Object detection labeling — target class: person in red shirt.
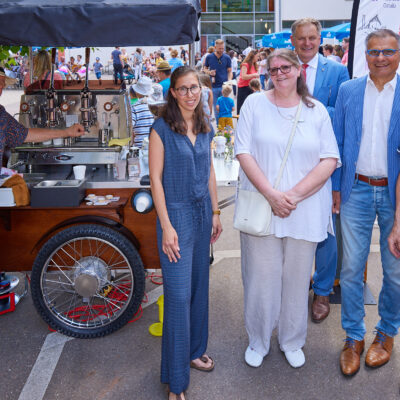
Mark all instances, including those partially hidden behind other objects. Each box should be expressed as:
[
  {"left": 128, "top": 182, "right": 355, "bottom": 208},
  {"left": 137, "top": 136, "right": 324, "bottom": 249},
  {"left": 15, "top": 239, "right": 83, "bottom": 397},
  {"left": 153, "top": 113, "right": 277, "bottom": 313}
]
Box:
[
  {"left": 237, "top": 50, "right": 259, "bottom": 114},
  {"left": 341, "top": 37, "right": 350, "bottom": 66}
]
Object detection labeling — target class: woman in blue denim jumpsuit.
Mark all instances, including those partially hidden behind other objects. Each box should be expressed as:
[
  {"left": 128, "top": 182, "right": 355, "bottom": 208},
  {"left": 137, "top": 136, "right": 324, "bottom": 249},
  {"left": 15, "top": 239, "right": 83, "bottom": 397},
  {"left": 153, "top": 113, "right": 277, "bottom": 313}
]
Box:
[{"left": 149, "top": 66, "right": 222, "bottom": 400}]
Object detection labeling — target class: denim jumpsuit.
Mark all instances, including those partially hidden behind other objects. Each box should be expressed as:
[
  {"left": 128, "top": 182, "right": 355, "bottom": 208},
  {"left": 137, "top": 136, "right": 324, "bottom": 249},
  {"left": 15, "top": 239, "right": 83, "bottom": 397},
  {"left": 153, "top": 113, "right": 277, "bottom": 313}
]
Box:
[{"left": 152, "top": 118, "right": 213, "bottom": 394}]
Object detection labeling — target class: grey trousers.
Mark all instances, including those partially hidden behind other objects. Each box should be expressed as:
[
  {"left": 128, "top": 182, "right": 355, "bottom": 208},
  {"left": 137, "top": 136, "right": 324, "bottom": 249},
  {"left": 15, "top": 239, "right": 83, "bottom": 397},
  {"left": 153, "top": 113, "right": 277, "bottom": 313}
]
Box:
[{"left": 240, "top": 233, "right": 317, "bottom": 355}]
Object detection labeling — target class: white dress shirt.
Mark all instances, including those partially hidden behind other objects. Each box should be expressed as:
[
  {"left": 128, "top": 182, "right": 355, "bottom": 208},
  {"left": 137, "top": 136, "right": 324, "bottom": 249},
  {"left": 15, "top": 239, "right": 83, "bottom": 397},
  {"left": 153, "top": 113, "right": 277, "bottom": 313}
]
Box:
[
  {"left": 299, "top": 53, "right": 319, "bottom": 96},
  {"left": 356, "top": 74, "right": 397, "bottom": 177}
]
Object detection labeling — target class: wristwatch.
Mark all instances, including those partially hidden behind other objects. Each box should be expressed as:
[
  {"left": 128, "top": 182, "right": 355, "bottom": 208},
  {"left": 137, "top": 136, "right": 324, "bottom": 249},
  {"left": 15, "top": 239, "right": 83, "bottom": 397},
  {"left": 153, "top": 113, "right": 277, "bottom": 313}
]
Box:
[{"left": 213, "top": 209, "right": 221, "bottom": 215}]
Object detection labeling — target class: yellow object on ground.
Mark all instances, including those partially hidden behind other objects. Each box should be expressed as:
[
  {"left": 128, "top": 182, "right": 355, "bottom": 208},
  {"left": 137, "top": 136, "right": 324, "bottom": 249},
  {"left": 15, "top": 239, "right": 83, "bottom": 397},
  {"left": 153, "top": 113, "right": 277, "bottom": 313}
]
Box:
[{"left": 149, "top": 295, "right": 164, "bottom": 337}]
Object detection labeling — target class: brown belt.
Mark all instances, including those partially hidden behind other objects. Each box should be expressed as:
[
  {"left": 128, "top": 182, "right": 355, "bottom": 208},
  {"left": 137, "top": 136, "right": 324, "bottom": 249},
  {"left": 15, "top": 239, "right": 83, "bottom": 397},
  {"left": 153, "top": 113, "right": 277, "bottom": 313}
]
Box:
[{"left": 355, "top": 174, "right": 388, "bottom": 186}]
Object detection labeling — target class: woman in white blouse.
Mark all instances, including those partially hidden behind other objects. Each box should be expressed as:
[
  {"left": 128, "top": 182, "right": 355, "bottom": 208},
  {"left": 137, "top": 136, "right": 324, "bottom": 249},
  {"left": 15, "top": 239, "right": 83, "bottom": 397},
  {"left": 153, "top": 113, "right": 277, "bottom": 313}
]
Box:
[{"left": 235, "top": 49, "right": 340, "bottom": 369}]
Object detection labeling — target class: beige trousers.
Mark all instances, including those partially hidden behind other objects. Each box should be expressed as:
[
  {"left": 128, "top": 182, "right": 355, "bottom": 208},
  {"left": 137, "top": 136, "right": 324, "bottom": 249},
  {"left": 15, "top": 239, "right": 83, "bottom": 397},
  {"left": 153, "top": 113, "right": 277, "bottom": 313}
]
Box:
[{"left": 240, "top": 233, "right": 317, "bottom": 355}]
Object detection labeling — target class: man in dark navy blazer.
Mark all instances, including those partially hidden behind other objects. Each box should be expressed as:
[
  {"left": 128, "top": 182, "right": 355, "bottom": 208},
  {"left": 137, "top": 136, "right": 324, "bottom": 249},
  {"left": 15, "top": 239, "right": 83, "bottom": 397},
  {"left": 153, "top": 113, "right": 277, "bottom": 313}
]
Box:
[
  {"left": 333, "top": 29, "right": 400, "bottom": 376},
  {"left": 291, "top": 18, "right": 350, "bottom": 323}
]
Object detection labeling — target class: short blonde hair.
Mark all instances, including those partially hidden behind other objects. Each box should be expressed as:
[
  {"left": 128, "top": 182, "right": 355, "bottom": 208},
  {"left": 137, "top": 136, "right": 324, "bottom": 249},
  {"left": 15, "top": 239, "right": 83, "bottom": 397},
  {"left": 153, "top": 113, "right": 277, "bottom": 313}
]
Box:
[
  {"left": 215, "top": 39, "right": 225, "bottom": 46},
  {"left": 171, "top": 49, "right": 178, "bottom": 58},
  {"left": 222, "top": 84, "right": 232, "bottom": 97},
  {"left": 291, "top": 18, "right": 322, "bottom": 36}
]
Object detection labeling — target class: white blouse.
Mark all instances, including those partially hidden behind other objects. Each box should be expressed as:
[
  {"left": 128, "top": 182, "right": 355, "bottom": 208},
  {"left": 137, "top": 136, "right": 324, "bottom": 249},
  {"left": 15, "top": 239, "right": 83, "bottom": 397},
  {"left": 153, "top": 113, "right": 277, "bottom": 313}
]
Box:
[{"left": 235, "top": 92, "right": 341, "bottom": 242}]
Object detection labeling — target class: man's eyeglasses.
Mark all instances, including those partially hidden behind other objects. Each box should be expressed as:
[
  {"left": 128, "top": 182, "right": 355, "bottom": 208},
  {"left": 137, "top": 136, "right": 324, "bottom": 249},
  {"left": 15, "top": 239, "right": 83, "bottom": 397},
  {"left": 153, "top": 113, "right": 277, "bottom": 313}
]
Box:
[
  {"left": 268, "top": 64, "right": 292, "bottom": 76},
  {"left": 174, "top": 85, "right": 201, "bottom": 96},
  {"left": 217, "top": 58, "right": 222, "bottom": 65},
  {"left": 366, "top": 49, "right": 399, "bottom": 57}
]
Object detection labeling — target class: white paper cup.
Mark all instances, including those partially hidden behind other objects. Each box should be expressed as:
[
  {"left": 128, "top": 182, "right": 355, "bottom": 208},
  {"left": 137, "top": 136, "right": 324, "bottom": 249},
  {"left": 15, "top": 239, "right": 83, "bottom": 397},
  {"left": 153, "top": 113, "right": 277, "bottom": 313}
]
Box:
[
  {"left": 53, "top": 138, "right": 63, "bottom": 146},
  {"left": 73, "top": 165, "right": 86, "bottom": 180}
]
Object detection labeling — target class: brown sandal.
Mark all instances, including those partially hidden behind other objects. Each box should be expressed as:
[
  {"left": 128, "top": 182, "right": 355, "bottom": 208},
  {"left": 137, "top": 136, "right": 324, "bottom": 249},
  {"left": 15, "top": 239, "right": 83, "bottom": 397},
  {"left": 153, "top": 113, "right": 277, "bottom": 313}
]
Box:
[
  {"left": 190, "top": 355, "right": 215, "bottom": 372},
  {"left": 166, "top": 386, "right": 186, "bottom": 400}
]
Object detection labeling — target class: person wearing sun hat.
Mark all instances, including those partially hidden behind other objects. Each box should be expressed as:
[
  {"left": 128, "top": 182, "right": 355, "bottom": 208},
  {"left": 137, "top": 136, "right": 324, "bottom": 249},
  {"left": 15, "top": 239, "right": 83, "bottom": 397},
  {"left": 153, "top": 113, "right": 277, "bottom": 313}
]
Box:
[
  {"left": 0, "top": 67, "right": 84, "bottom": 165},
  {"left": 130, "top": 76, "right": 155, "bottom": 148},
  {"left": 156, "top": 60, "right": 172, "bottom": 99}
]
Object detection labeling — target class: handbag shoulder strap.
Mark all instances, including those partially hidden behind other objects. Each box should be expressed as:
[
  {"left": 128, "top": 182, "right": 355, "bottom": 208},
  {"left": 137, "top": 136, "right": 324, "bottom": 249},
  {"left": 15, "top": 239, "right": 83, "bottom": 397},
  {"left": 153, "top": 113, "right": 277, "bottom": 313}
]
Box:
[{"left": 273, "top": 101, "right": 303, "bottom": 189}]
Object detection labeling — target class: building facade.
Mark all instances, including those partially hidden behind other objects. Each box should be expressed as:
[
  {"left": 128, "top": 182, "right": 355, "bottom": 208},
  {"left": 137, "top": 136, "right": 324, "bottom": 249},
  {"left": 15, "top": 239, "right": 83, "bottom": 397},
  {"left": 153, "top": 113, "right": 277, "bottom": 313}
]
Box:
[{"left": 199, "top": 0, "right": 353, "bottom": 54}]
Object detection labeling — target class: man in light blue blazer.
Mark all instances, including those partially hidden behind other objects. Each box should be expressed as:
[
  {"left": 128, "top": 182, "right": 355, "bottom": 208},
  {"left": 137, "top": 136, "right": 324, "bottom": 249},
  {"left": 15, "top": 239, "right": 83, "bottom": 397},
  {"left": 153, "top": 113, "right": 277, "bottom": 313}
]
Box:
[
  {"left": 291, "top": 18, "right": 350, "bottom": 323},
  {"left": 333, "top": 29, "right": 400, "bottom": 376}
]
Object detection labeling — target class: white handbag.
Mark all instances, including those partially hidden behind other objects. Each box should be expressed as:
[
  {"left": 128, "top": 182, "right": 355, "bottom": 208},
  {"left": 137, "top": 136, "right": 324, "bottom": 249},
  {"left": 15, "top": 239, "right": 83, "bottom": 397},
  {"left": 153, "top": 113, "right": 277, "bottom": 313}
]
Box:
[{"left": 233, "top": 102, "right": 303, "bottom": 236}]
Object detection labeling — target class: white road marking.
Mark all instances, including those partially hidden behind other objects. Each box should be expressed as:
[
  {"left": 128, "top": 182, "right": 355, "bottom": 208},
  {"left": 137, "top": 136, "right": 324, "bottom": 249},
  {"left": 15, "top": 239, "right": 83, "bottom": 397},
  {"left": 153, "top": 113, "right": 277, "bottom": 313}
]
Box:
[
  {"left": 212, "top": 249, "right": 241, "bottom": 265},
  {"left": 18, "top": 284, "right": 164, "bottom": 400},
  {"left": 18, "top": 333, "right": 73, "bottom": 400},
  {"left": 143, "top": 284, "right": 164, "bottom": 309}
]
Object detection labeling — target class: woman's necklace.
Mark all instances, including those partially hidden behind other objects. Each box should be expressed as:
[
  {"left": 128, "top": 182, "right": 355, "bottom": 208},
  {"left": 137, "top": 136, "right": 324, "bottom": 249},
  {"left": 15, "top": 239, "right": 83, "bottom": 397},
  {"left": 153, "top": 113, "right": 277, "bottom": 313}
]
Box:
[{"left": 273, "top": 90, "right": 298, "bottom": 121}]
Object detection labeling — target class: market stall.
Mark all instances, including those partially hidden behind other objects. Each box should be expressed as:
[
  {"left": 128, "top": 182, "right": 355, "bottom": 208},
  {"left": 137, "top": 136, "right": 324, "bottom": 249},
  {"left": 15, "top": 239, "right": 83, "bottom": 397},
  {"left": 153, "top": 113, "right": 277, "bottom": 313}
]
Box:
[{"left": 0, "top": 0, "right": 205, "bottom": 338}]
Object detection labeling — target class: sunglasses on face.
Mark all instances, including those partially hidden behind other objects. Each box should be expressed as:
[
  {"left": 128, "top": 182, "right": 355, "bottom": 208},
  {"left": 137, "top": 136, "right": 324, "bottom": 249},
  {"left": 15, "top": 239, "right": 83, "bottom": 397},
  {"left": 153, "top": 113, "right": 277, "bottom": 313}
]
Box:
[
  {"left": 174, "top": 85, "right": 201, "bottom": 96},
  {"left": 366, "top": 49, "right": 399, "bottom": 57},
  {"left": 268, "top": 64, "right": 292, "bottom": 76}
]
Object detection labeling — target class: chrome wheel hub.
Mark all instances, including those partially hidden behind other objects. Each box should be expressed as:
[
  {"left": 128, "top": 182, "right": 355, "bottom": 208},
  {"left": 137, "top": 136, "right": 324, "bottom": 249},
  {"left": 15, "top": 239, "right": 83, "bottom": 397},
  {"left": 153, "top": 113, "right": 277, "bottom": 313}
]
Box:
[{"left": 73, "top": 256, "right": 108, "bottom": 297}]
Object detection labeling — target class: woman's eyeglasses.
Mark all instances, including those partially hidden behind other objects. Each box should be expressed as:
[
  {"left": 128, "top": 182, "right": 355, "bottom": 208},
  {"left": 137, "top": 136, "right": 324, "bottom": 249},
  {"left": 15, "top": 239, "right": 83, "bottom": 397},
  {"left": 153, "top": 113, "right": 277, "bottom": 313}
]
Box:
[
  {"left": 174, "top": 85, "right": 201, "bottom": 96},
  {"left": 366, "top": 49, "right": 399, "bottom": 57},
  {"left": 268, "top": 65, "right": 293, "bottom": 76}
]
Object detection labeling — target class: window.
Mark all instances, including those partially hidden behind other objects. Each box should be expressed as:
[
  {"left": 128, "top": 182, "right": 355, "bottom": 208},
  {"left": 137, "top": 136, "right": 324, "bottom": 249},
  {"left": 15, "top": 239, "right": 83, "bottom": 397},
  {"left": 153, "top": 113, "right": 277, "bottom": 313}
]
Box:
[
  {"left": 202, "top": 13, "right": 220, "bottom": 21},
  {"left": 254, "top": 0, "right": 268, "bottom": 12},
  {"left": 222, "top": 12, "right": 253, "bottom": 21},
  {"left": 202, "top": 22, "right": 221, "bottom": 35},
  {"left": 255, "top": 21, "right": 274, "bottom": 34},
  {"left": 221, "top": 0, "right": 253, "bottom": 13},
  {"left": 207, "top": 0, "right": 220, "bottom": 12},
  {"left": 222, "top": 21, "right": 254, "bottom": 35}
]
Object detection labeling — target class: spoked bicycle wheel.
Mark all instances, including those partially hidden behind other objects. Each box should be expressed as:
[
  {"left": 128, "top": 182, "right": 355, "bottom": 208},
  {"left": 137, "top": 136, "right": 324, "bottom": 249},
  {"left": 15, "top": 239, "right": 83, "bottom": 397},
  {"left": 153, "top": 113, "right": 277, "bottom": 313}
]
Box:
[{"left": 31, "top": 224, "right": 145, "bottom": 338}]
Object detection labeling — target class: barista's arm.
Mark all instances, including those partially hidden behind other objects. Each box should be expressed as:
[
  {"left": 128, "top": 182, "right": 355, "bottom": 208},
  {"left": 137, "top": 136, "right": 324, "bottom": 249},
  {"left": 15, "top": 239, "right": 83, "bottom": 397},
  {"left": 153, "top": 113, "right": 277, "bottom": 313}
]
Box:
[{"left": 24, "top": 124, "right": 85, "bottom": 143}]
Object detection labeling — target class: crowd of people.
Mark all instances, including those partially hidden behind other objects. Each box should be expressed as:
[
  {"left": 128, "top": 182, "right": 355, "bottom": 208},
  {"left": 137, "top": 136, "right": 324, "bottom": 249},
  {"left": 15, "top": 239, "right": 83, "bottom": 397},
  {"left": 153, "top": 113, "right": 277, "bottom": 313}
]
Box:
[{"left": 146, "top": 19, "right": 400, "bottom": 400}]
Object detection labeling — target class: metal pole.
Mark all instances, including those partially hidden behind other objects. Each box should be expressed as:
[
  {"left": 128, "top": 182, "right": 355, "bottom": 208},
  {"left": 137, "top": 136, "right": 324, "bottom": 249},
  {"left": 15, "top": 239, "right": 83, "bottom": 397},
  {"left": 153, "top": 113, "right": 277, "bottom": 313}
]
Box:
[
  {"left": 29, "top": 46, "right": 33, "bottom": 84},
  {"left": 274, "top": 0, "right": 282, "bottom": 32},
  {"left": 189, "top": 43, "right": 195, "bottom": 67}
]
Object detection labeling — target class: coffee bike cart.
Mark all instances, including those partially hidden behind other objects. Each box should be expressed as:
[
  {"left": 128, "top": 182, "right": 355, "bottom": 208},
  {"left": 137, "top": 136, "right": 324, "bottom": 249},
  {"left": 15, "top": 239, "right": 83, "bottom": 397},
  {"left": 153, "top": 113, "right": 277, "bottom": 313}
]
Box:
[{"left": 0, "top": 0, "right": 227, "bottom": 338}]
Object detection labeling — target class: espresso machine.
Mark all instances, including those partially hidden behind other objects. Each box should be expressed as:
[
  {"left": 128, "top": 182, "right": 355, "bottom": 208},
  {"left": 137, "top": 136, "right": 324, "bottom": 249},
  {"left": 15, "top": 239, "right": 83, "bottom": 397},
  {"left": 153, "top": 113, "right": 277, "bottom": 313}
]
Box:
[{"left": 10, "top": 48, "right": 133, "bottom": 170}]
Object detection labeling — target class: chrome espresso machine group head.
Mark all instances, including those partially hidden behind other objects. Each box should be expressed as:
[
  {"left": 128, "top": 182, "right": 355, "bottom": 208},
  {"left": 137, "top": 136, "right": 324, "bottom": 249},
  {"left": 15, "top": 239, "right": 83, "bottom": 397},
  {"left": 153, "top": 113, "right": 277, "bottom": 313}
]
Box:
[{"left": 11, "top": 47, "right": 133, "bottom": 167}]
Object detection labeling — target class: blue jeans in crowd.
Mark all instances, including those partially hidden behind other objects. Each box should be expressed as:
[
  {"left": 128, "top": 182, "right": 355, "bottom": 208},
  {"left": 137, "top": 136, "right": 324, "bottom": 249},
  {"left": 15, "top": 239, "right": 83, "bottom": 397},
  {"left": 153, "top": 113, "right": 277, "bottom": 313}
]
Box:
[
  {"left": 212, "top": 87, "right": 223, "bottom": 124},
  {"left": 340, "top": 179, "right": 400, "bottom": 341},
  {"left": 313, "top": 213, "right": 337, "bottom": 297},
  {"left": 260, "top": 74, "right": 266, "bottom": 90}
]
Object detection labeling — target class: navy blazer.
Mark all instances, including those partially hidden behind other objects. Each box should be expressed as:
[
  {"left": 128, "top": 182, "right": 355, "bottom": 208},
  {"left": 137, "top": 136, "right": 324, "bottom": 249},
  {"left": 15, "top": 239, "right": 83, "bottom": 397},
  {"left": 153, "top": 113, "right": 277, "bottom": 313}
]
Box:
[
  {"left": 332, "top": 74, "right": 400, "bottom": 207},
  {"left": 313, "top": 54, "right": 350, "bottom": 121}
]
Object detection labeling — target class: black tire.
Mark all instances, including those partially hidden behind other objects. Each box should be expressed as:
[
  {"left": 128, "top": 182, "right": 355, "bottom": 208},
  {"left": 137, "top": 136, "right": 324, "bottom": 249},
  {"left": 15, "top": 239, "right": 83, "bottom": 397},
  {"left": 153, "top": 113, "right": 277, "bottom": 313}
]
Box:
[{"left": 31, "top": 224, "right": 145, "bottom": 338}]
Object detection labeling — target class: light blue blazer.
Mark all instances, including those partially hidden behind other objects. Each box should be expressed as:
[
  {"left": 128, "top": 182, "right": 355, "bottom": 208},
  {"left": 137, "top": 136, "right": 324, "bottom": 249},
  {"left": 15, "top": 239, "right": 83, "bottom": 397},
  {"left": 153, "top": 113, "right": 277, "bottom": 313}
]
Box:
[
  {"left": 313, "top": 54, "right": 350, "bottom": 121},
  {"left": 331, "top": 74, "right": 400, "bottom": 207}
]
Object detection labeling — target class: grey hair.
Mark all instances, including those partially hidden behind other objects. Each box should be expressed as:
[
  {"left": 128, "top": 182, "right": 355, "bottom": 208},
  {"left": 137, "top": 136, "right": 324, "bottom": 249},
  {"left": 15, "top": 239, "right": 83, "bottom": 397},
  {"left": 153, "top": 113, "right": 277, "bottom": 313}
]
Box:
[
  {"left": 291, "top": 18, "right": 322, "bottom": 36},
  {"left": 267, "top": 49, "right": 315, "bottom": 108},
  {"left": 365, "top": 29, "right": 400, "bottom": 48}
]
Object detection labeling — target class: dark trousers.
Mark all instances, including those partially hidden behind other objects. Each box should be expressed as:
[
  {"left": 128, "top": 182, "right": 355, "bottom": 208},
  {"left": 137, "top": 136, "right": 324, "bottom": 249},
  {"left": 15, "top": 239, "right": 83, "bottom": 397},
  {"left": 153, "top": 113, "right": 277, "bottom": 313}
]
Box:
[
  {"left": 232, "top": 72, "right": 237, "bottom": 96},
  {"left": 237, "top": 85, "right": 253, "bottom": 115},
  {"left": 113, "top": 63, "right": 123, "bottom": 84}
]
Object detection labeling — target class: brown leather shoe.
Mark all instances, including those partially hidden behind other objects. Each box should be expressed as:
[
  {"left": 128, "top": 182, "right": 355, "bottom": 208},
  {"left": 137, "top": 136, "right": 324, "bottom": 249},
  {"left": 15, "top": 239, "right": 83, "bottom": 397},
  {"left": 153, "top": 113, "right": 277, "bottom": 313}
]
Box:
[
  {"left": 311, "top": 294, "right": 330, "bottom": 323},
  {"left": 340, "top": 337, "right": 365, "bottom": 376},
  {"left": 365, "top": 331, "right": 394, "bottom": 368}
]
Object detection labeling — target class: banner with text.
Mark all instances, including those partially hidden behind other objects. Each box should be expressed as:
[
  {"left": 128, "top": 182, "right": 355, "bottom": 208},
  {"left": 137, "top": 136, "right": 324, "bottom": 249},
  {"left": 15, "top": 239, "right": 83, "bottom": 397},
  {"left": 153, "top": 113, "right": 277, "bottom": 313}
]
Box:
[{"left": 350, "top": 0, "right": 400, "bottom": 78}]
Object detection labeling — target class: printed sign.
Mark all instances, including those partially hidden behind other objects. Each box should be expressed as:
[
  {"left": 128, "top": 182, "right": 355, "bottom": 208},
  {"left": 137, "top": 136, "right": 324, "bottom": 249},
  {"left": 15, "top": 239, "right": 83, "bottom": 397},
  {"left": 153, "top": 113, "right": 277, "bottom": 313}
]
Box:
[{"left": 350, "top": 0, "right": 400, "bottom": 77}]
